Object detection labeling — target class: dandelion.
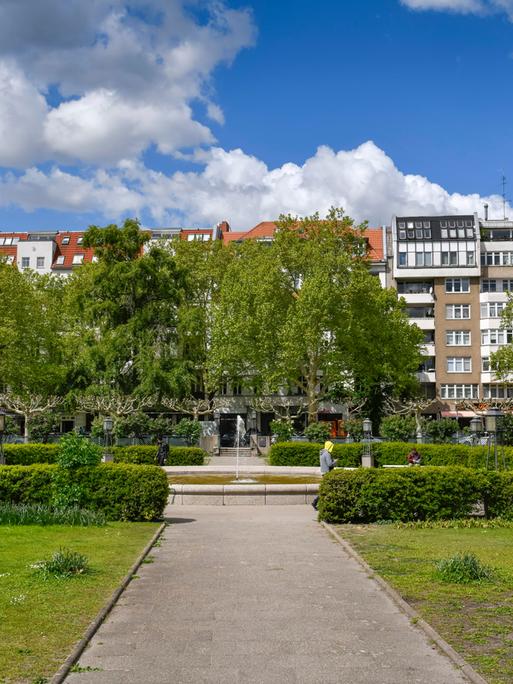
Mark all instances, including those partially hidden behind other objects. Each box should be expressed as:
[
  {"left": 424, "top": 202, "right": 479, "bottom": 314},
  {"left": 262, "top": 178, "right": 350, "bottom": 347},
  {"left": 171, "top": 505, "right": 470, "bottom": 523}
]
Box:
[{"left": 10, "top": 594, "right": 27, "bottom": 605}]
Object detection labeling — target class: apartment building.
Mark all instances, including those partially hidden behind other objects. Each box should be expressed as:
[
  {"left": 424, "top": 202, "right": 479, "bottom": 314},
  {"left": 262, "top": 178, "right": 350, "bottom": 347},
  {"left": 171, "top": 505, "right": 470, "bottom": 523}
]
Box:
[{"left": 389, "top": 212, "right": 513, "bottom": 412}]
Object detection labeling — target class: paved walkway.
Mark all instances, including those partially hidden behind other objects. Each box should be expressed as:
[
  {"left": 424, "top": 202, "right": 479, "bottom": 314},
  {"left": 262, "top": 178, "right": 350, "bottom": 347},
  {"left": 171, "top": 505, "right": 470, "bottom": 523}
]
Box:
[{"left": 64, "top": 506, "right": 471, "bottom": 684}]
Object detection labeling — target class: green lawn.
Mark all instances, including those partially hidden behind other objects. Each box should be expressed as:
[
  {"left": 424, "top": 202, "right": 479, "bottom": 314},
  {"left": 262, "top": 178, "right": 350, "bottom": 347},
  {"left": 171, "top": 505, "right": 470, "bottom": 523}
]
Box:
[
  {"left": 336, "top": 524, "right": 513, "bottom": 684},
  {"left": 0, "top": 522, "right": 159, "bottom": 684}
]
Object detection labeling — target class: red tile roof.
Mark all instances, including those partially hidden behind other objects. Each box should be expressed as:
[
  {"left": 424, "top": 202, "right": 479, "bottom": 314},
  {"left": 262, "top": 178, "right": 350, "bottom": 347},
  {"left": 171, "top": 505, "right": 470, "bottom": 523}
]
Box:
[{"left": 52, "top": 232, "right": 94, "bottom": 269}]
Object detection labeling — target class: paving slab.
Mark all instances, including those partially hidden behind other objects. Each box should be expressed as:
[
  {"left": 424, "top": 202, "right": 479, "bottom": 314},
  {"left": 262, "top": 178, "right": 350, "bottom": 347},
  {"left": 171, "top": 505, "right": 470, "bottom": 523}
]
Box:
[{"left": 64, "top": 506, "right": 472, "bottom": 684}]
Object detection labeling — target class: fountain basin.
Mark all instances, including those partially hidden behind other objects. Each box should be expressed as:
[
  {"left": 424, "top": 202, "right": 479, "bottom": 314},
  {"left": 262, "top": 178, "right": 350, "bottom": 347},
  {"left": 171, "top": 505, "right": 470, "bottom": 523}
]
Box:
[{"left": 168, "top": 482, "right": 319, "bottom": 506}]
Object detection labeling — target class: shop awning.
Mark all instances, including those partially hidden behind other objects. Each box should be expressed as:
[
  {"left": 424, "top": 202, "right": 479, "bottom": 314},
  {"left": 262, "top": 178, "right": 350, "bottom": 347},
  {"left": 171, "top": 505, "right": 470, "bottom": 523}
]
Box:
[{"left": 441, "top": 410, "right": 476, "bottom": 418}]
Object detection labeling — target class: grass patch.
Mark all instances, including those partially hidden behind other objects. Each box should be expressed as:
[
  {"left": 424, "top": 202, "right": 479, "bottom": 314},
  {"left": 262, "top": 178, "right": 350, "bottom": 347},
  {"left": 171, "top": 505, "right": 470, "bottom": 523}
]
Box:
[
  {"left": 0, "top": 502, "right": 106, "bottom": 526},
  {"left": 0, "top": 522, "right": 159, "bottom": 683},
  {"left": 336, "top": 523, "right": 513, "bottom": 684}
]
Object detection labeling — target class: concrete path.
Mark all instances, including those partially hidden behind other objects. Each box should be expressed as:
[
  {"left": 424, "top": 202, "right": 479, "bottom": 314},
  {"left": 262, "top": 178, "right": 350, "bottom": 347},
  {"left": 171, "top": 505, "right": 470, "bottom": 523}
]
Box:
[{"left": 64, "top": 506, "right": 471, "bottom": 684}]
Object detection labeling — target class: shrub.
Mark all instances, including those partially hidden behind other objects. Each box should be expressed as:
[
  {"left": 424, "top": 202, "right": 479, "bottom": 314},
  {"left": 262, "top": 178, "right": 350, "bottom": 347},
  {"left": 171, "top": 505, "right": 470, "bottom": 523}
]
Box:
[
  {"left": 343, "top": 418, "right": 365, "bottom": 442},
  {"left": 482, "top": 471, "right": 513, "bottom": 519},
  {"left": 269, "top": 442, "right": 361, "bottom": 467},
  {"left": 3, "top": 443, "right": 59, "bottom": 465},
  {"left": 270, "top": 419, "right": 294, "bottom": 443},
  {"left": 0, "top": 463, "right": 168, "bottom": 521},
  {"left": 27, "top": 412, "right": 60, "bottom": 443},
  {"left": 435, "top": 552, "right": 493, "bottom": 583},
  {"left": 424, "top": 418, "right": 459, "bottom": 443},
  {"left": 0, "top": 503, "right": 105, "bottom": 526},
  {"left": 303, "top": 422, "right": 332, "bottom": 443},
  {"left": 173, "top": 418, "right": 201, "bottom": 446},
  {"left": 379, "top": 415, "right": 417, "bottom": 442},
  {"left": 32, "top": 548, "right": 89, "bottom": 579},
  {"left": 57, "top": 432, "right": 102, "bottom": 469},
  {"left": 317, "top": 466, "right": 484, "bottom": 523},
  {"left": 114, "top": 411, "right": 151, "bottom": 441},
  {"left": 113, "top": 445, "right": 206, "bottom": 465}
]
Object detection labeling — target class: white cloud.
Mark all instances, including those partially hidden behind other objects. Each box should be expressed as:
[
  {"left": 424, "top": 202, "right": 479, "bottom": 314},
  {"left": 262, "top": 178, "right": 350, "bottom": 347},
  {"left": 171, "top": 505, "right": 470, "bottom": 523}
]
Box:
[
  {"left": 401, "top": 0, "right": 513, "bottom": 19},
  {"left": 0, "top": 1, "right": 256, "bottom": 168},
  {"left": 1, "top": 142, "right": 507, "bottom": 228}
]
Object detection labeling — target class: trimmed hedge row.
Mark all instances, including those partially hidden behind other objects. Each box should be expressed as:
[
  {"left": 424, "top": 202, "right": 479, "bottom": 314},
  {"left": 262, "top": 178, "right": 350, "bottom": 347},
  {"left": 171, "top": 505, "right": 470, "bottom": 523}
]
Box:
[
  {"left": 269, "top": 441, "right": 513, "bottom": 469},
  {"left": 2, "top": 443, "right": 206, "bottom": 466},
  {"left": 113, "top": 445, "right": 206, "bottom": 466},
  {"left": 317, "top": 466, "right": 513, "bottom": 523},
  {"left": 269, "top": 442, "right": 362, "bottom": 467},
  {"left": 0, "top": 463, "right": 168, "bottom": 521}
]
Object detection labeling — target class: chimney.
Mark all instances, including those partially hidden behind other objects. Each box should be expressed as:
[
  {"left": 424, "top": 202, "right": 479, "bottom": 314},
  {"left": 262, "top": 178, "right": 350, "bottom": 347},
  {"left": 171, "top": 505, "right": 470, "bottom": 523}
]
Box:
[
  {"left": 217, "top": 221, "right": 230, "bottom": 233},
  {"left": 484, "top": 203, "right": 489, "bottom": 221}
]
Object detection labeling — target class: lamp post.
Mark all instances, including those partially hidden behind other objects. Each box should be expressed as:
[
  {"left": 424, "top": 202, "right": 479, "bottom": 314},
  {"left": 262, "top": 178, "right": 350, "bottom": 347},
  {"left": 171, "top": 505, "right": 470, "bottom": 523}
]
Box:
[
  {"left": 484, "top": 408, "right": 504, "bottom": 469},
  {"left": 103, "top": 417, "right": 113, "bottom": 462},
  {"left": 362, "top": 417, "right": 374, "bottom": 468},
  {"left": 0, "top": 410, "right": 6, "bottom": 465},
  {"left": 469, "top": 415, "right": 483, "bottom": 447}
]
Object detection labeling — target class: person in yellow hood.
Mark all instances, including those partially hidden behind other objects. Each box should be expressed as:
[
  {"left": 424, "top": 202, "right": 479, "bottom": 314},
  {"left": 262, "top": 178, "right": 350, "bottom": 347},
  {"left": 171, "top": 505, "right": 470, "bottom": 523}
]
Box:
[{"left": 312, "top": 440, "right": 338, "bottom": 510}]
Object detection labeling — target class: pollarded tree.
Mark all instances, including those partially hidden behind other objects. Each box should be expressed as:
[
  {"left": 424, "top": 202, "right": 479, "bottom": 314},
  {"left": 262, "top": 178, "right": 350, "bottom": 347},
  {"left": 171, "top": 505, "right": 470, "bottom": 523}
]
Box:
[
  {"left": 68, "top": 219, "right": 189, "bottom": 399},
  {"left": 209, "top": 208, "right": 423, "bottom": 424}
]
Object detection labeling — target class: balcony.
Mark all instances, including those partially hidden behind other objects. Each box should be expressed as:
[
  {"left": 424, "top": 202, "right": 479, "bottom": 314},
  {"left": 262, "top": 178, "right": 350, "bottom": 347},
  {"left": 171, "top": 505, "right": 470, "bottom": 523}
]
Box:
[
  {"left": 417, "top": 371, "right": 436, "bottom": 383},
  {"left": 401, "top": 292, "right": 434, "bottom": 305}
]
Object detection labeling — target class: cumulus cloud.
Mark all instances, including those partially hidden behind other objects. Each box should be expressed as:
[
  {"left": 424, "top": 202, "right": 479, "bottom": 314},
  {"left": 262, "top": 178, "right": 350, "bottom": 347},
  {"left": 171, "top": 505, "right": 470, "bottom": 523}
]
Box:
[
  {"left": 0, "top": 0, "right": 256, "bottom": 168},
  {"left": 401, "top": 0, "right": 513, "bottom": 19},
  {"left": 1, "top": 142, "right": 507, "bottom": 228}
]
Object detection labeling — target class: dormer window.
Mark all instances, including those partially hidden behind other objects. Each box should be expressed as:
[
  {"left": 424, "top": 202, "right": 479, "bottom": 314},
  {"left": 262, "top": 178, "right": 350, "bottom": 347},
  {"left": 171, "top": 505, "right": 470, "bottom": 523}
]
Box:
[
  {"left": 62, "top": 237, "right": 70, "bottom": 245},
  {"left": 72, "top": 254, "right": 84, "bottom": 264},
  {"left": 56, "top": 256, "right": 65, "bottom": 265}
]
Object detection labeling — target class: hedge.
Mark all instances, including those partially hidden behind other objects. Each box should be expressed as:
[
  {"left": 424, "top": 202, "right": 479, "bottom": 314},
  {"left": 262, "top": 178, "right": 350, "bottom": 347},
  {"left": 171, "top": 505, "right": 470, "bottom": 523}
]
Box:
[
  {"left": 318, "top": 466, "right": 487, "bottom": 523},
  {"left": 2, "top": 443, "right": 206, "bottom": 466},
  {"left": 3, "top": 443, "right": 59, "bottom": 465},
  {"left": 113, "top": 445, "right": 206, "bottom": 466},
  {"left": 0, "top": 463, "right": 168, "bottom": 521},
  {"left": 269, "top": 442, "right": 361, "bottom": 467},
  {"left": 269, "top": 441, "right": 513, "bottom": 469}
]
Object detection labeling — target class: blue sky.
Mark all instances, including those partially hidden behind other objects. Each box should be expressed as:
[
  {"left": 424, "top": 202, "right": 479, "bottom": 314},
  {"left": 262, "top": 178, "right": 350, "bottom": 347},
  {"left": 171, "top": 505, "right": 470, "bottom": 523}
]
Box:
[{"left": 1, "top": 0, "right": 513, "bottom": 232}]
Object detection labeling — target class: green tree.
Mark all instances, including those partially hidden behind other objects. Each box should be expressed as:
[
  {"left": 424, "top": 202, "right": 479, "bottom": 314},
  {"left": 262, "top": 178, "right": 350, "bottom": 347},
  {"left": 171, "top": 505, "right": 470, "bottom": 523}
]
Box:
[
  {"left": 379, "top": 415, "right": 418, "bottom": 442},
  {"left": 68, "top": 219, "right": 188, "bottom": 399},
  {"left": 0, "top": 264, "right": 68, "bottom": 439},
  {"left": 209, "top": 209, "right": 423, "bottom": 424}
]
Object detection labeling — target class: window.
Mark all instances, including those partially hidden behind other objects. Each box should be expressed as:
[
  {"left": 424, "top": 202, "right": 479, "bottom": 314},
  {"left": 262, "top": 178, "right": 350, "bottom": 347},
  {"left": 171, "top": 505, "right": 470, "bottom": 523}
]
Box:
[
  {"left": 449, "top": 229, "right": 457, "bottom": 238},
  {"left": 398, "top": 252, "right": 407, "bottom": 266},
  {"left": 21, "top": 257, "right": 30, "bottom": 268},
  {"left": 407, "top": 221, "right": 413, "bottom": 229},
  {"left": 416, "top": 228, "right": 423, "bottom": 239},
  {"left": 397, "top": 281, "right": 433, "bottom": 294},
  {"left": 3, "top": 238, "right": 12, "bottom": 245},
  {"left": 72, "top": 254, "right": 84, "bottom": 264},
  {"left": 415, "top": 221, "right": 422, "bottom": 229},
  {"left": 482, "top": 279, "right": 497, "bottom": 293},
  {"left": 445, "top": 278, "right": 469, "bottom": 293},
  {"left": 36, "top": 257, "right": 44, "bottom": 269},
  {"left": 503, "top": 280, "right": 513, "bottom": 292},
  {"left": 56, "top": 255, "right": 65, "bottom": 265},
  {"left": 441, "top": 229, "right": 448, "bottom": 239},
  {"left": 467, "top": 251, "right": 475, "bottom": 266},
  {"left": 5, "top": 255, "right": 14, "bottom": 265},
  {"left": 481, "top": 329, "right": 513, "bottom": 345},
  {"left": 415, "top": 252, "right": 432, "bottom": 266},
  {"left": 77, "top": 236, "right": 83, "bottom": 245},
  {"left": 423, "top": 228, "right": 432, "bottom": 238},
  {"left": 441, "top": 251, "right": 458, "bottom": 266},
  {"left": 449, "top": 221, "right": 456, "bottom": 228},
  {"left": 465, "top": 220, "right": 473, "bottom": 228},
  {"left": 399, "top": 229, "right": 406, "bottom": 239},
  {"left": 61, "top": 236, "right": 70, "bottom": 245},
  {"left": 440, "top": 384, "right": 478, "bottom": 399},
  {"left": 440, "top": 221, "right": 447, "bottom": 228},
  {"left": 446, "top": 330, "right": 471, "bottom": 345},
  {"left": 423, "top": 221, "right": 431, "bottom": 229},
  {"left": 398, "top": 222, "right": 405, "bottom": 229},
  {"left": 481, "top": 302, "right": 505, "bottom": 318},
  {"left": 458, "top": 229, "right": 466, "bottom": 239},
  {"left": 446, "top": 304, "right": 470, "bottom": 319},
  {"left": 483, "top": 384, "right": 513, "bottom": 399},
  {"left": 407, "top": 229, "right": 414, "bottom": 239},
  {"left": 482, "top": 357, "right": 490, "bottom": 372},
  {"left": 466, "top": 228, "right": 474, "bottom": 238},
  {"left": 447, "top": 357, "right": 471, "bottom": 373}
]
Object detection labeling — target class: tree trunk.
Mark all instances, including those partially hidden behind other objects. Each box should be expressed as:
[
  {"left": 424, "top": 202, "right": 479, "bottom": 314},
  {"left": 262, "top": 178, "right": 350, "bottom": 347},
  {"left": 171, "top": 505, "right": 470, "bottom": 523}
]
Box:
[{"left": 24, "top": 412, "right": 30, "bottom": 443}]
